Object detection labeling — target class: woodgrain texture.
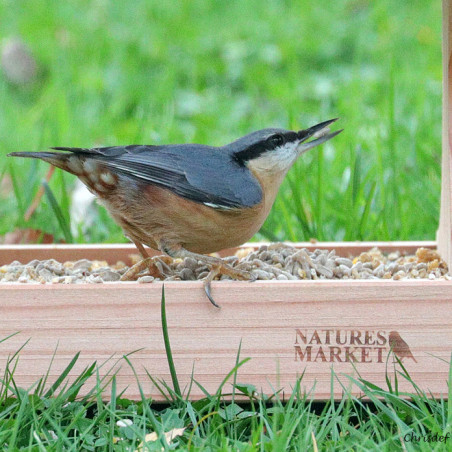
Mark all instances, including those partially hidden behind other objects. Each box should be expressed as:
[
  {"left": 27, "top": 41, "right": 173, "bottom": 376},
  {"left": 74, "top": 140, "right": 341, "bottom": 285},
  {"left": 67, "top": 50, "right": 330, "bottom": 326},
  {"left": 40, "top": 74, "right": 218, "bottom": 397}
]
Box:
[
  {"left": 0, "top": 279, "right": 450, "bottom": 400},
  {"left": 1, "top": 1, "right": 451, "bottom": 400},
  {"left": 438, "top": 0, "right": 452, "bottom": 269}
]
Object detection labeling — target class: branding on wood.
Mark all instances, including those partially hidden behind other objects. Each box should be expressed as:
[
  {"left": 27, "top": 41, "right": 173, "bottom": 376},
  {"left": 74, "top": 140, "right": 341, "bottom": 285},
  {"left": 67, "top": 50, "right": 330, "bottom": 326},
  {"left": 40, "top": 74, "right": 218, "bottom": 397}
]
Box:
[{"left": 294, "top": 329, "right": 417, "bottom": 364}]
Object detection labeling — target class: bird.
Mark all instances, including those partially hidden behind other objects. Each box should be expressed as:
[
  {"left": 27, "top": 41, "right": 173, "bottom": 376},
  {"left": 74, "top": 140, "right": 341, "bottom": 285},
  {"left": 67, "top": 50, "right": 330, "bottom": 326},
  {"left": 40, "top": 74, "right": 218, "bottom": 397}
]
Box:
[
  {"left": 389, "top": 331, "right": 417, "bottom": 363},
  {"left": 8, "top": 119, "right": 342, "bottom": 306}
]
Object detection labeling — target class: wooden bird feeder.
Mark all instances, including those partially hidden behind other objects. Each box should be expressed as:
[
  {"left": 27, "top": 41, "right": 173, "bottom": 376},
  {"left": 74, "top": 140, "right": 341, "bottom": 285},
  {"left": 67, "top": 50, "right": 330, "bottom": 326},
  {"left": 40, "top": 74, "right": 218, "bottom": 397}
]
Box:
[{"left": 0, "top": 4, "right": 451, "bottom": 401}]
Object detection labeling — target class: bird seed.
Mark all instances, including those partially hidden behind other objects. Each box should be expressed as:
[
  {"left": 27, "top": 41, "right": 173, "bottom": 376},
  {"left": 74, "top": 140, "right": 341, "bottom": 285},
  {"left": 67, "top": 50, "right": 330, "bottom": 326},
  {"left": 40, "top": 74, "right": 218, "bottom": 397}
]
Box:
[{"left": 0, "top": 245, "right": 449, "bottom": 284}]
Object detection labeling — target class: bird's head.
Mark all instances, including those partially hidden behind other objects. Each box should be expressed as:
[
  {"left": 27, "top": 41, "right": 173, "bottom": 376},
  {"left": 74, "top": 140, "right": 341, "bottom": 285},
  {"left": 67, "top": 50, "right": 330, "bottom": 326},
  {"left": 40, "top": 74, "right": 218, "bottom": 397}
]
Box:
[{"left": 229, "top": 118, "right": 342, "bottom": 177}]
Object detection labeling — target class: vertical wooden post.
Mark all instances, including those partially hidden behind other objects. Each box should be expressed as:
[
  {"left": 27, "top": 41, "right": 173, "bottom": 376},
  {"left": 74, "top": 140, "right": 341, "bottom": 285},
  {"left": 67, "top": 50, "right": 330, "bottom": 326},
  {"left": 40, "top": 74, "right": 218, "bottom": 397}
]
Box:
[{"left": 438, "top": 0, "right": 452, "bottom": 269}]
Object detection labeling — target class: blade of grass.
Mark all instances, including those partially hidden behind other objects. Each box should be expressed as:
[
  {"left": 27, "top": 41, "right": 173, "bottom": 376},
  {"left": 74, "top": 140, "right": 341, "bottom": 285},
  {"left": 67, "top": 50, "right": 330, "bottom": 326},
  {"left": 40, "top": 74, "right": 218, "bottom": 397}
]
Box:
[
  {"left": 36, "top": 340, "right": 59, "bottom": 397},
  {"left": 144, "top": 370, "right": 172, "bottom": 403},
  {"left": 231, "top": 339, "right": 242, "bottom": 407},
  {"left": 7, "top": 389, "right": 29, "bottom": 451},
  {"left": 258, "top": 225, "right": 280, "bottom": 242},
  {"left": 44, "top": 352, "right": 80, "bottom": 398},
  {"left": 161, "top": 285, "right": 182, "bottom": 398},
  {"left": 0, "top": 339, "right": 31, "bottom": 401},
  {"left": 8, "top": 162, "right": 25, "bottom": 218},
  {"left": 24, "top": 166, "right": 55, "bottom": 222},
  {"left": 42, "top": 180, "right": 73, "bottom": 243},
  {"left": 287, "top": 170, "right": 315, "bottom": 239},
  {"left": 358, "top": 181, "right": 377, "bottom": 239},
  {"left": 109, "top": 375, "right": 117, "bottom": 452},
  {"left": 58, "top": 170, "right": 71, "bottom": 226},
  {"left": 315, "top": 147, "right": 324, "bottom": 240},
  {"left": 123, "top": 355, "right": 168, "bottom": 450}
]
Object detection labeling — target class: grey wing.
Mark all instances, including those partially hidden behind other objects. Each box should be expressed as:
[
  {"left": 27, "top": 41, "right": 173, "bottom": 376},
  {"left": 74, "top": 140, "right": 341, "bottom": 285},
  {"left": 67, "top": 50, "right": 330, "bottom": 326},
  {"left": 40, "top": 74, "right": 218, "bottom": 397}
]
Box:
[{"left": 55, "top": 145, "right": 263, "bottom": 209}]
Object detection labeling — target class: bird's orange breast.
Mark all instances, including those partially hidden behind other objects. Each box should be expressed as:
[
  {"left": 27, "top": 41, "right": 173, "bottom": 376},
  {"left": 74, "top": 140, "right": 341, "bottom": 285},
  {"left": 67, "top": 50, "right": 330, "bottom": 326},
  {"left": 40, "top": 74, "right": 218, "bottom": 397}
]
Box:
[{"left": 85, "top": 160, "right": 286, "bottom": 254}]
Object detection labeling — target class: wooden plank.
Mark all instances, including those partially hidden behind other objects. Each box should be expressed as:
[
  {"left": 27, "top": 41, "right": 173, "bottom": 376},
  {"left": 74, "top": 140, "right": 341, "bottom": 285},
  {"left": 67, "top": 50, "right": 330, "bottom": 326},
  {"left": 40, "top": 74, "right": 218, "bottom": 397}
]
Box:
[
  {"left": 0, "top": 280, "right": 450, "bottom": 400},
  {"left": 0, "top": 241, "right": 437, "bottom": 266},
  {"left": 438, "top": 0, "right": 452, "bottom": 268},
  {"left": 0, "top": 3, "right": 449, "bottom": 403}
]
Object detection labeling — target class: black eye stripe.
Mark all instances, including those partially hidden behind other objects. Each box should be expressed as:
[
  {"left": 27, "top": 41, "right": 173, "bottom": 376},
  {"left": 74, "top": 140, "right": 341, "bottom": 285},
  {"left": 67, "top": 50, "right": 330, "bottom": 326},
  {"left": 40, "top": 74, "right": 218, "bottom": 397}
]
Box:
[
  {"left": 284, "top": 131, "right": 299, "bottom": 143},
  {"left": 268, "top": 134, "right": 284, "bottom": 147},
  {"left": 233, "top": 142, "right": 267, "bottom": 166},
  {"left": 232, "top": 131, "right": 300, "bottom": 166}
]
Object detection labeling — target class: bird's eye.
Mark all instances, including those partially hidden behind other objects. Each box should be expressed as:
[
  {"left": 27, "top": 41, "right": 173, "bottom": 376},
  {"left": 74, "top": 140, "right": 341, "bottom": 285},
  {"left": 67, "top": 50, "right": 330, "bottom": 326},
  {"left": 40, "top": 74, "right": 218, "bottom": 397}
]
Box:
[{"left": 269, "top": 134, "right": 284, "bottom": 148}]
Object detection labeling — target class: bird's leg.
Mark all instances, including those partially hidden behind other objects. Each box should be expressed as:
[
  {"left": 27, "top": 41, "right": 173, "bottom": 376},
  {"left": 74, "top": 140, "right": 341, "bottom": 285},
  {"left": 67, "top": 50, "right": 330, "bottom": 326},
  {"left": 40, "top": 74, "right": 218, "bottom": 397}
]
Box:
[
  {"left": 158, "top": 241, "right": 255, "bottom": 308},
  {"left": 134, "top": 241, "right": 150, "bottom": 260},
  {"left": 120, "top": 240, "right": 165, "bottom": 281}
]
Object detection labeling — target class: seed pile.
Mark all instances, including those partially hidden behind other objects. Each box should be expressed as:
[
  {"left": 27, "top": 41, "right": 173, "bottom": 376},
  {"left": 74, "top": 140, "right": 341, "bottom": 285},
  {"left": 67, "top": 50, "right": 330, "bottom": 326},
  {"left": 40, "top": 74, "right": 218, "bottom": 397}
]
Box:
[
  {"left": 0, "top": 244, "right": 449, "bottom": 284},
  {"left": 0, "top": 258, "right": 126, "bottom": 284}
]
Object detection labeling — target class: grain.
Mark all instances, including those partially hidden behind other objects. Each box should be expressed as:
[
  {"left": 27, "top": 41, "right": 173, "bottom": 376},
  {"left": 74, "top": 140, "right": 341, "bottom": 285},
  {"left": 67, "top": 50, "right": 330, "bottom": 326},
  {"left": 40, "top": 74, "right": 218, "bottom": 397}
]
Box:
[{"left": 0, "top": 245, "right": 449, "bottom": 284}]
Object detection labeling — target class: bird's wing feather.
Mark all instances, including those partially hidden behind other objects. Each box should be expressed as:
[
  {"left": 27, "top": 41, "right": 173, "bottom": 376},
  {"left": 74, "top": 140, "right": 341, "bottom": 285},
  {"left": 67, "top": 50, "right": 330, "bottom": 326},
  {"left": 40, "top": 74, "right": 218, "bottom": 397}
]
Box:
[{"left": 55, "top": 145, "right": 263, "bottom": 209}]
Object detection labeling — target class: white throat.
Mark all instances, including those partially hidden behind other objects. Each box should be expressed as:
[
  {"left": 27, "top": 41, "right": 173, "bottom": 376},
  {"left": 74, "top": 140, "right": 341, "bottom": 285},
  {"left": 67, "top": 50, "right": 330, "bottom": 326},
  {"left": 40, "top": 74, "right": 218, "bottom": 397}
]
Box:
[{"left": 247, "top": 141, "right": 300, "bottom": 175}]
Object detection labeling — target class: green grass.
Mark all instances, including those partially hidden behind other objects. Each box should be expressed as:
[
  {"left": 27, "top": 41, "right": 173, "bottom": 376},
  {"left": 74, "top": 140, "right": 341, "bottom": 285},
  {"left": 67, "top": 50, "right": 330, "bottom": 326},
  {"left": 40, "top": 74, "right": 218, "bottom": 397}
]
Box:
[
  {"left": 0, "top": 288, "right": 450, "bottom": 450},
  {"left": 0, "top": 2, "right": 447, "bottom": 449},
  {"left": 0, "top": 0, "right": 443, "bottom": 243},
  {"left": 2, "top": 358, "right": 451, "bottom": 450}
]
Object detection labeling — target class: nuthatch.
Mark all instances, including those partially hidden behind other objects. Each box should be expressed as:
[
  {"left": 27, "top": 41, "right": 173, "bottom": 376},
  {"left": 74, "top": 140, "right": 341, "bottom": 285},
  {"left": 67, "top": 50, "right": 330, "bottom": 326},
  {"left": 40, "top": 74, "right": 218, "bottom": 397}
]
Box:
[{"left": 9, "top": 119, "right": 342, "bottom": 306}]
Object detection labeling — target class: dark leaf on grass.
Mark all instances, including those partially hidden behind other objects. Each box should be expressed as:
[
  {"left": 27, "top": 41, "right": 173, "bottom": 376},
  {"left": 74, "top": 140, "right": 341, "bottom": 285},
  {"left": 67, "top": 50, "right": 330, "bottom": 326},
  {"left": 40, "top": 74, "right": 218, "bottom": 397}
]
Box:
[
  {"left": 192, "top": 398, "right": 211, "bottom": 412},
  {"left": 233, "top": 383, "right": 257, "bottom": 397},
  {"left": 94, "top": 438, "right": 108, "bottom": 447},
  {"left": 1, "top": 396, "right": 17, "bottom": 409},
  {"left": 161, "top": 408, "right": 185, "bottom": 429},
  {"left": 121, "top": 425, "right": 137, "bottom": 440},
  {"left": 237, "top": 410, "right": 257, "bottom": 419},
  {"left": 82, "top": 432, "right": 96, "bottom": 446},
  {"left": 117, "top": 398, "right": 134, "bottom": 409},
  {"left": 218, "top": 403, "right": 243, "bottom": 420}
]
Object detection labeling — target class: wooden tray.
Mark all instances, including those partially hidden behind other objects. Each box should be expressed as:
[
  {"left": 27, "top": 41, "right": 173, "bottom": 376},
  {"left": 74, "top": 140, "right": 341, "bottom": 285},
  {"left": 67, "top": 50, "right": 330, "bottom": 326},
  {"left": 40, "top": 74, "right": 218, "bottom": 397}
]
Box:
[
  {"left": 0, "top": 242, "right": 450, "bottom": 400},
  {"left": 0, "top": 0, "right": 451, "bottom": 401}
]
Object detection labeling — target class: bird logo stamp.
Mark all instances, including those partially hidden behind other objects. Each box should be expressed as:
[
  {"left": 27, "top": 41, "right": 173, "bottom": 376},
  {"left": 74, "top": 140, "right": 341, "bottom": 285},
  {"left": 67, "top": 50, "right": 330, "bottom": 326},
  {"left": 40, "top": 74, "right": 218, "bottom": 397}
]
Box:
[{"left": 294, "top": 329, "right": 417, "bottom": 364}]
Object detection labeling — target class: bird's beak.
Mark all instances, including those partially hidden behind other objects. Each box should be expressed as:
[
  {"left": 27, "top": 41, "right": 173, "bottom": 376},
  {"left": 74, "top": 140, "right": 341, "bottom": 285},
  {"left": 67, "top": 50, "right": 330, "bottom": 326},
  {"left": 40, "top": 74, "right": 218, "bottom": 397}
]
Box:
[{"left": 296, "top": 118, "right": 343, "bottom": 154}]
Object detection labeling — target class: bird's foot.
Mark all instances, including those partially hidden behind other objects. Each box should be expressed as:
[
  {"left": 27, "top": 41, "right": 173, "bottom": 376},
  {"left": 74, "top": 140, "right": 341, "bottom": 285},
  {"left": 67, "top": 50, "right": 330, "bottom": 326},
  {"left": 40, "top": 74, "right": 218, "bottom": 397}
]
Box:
[
  {"left": 203, "top": 262, "right": 255, "bottom": 308},
  {"left": 120, "top": 257, "right": 166, "bottom": 281},
  {"left": 156, "top": 240, "right": 256, "bottom": 307}
]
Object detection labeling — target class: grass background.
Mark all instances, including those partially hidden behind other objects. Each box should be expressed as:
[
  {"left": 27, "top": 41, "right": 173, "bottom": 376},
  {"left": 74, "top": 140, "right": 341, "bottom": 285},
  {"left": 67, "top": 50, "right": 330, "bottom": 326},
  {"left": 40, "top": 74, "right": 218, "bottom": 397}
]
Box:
[
  {"left": 0, "top": 2, "right": 450, "bottom": 449},
  {"left": 0, "top": 0, "right": 443, "bottom": 244}
]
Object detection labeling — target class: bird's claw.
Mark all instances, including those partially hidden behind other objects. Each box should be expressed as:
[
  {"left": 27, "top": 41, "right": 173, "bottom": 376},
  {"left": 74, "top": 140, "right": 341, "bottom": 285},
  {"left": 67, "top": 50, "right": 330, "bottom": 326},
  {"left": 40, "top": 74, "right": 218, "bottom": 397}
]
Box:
[
  {"left": 203, "top": 279, "right": 221, "bottom": 308},
  {"left": 120, "top": 257, "right": 165, "bottom": 281},
  {"left": 202, "top": 266, "right": 256, "bottom": 308}
]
